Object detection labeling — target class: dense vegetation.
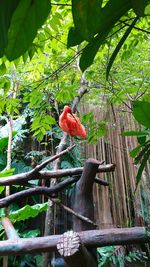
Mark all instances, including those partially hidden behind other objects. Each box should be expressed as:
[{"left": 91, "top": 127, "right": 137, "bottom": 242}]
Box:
[{"left": 0, "top": 0, "right": 149, "bottom": 266}]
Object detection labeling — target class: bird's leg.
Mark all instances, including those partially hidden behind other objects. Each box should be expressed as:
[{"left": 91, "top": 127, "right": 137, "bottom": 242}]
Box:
[{"left": 69, "top": 135, "right": 73, "bottom": 147}]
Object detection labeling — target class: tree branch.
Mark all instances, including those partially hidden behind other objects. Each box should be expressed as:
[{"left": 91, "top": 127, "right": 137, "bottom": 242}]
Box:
[
  {"left": 51, "top": 198, "right": 98, "bottom": 227},
  {"left": 32, "top": 144, "right": 76, "bottom": 173},
  {"left": 0, "top": 227, "right": 148, "bottom": 256},
  {"left": 0, "top": 163, "right": 115, "bottom": 186},
  {"left": 0, "top": 177, "right": 79, "bottom": 208}
]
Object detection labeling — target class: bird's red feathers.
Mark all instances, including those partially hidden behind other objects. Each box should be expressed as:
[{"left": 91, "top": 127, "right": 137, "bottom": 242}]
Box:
[{"left": 59, "top": 106, "right": 86, "bottom": 139}]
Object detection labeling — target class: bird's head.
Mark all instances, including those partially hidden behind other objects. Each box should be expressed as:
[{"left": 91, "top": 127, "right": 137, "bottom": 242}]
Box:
[{"left": 64, "top": 106, "right": 72, "bottom": 114}]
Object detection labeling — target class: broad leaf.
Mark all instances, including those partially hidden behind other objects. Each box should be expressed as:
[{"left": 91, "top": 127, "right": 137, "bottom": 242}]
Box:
[
  {"left": 0, "top": 168, "right": 15, "bottom": 177},
  {"left": 136, "top": 149, "right": 150, "bottom": 188},
  {"left": 0, "top": 168, "right": 15, "bottom": 194},
  {"left": 132, "top": 101, "right": 150, "bottom": 128},
  {"left": 9, "top": 203, "right": 48, "bottom": 221},
  {"left": 0, "top": 0, "right": 20, "bottom": 57},
  {"left": 134, "top": 141, "right": 150, "bottom": 164},
  {"left": 79, "top": 0, "right": 133, "bottom": 71},
  {"left": 0, "top": 186, "right": 5, "bottom": 194},
  {"left": 0, "top": 137, "right": 8, "bottom": 152},
  {"left": 131, "top": 0, "right": 147, "bottom": 17},
  {"left": 67, "top": 27, "right": 84, "bottom": 48},
  {"left": 20, "top": 229, "right": 40, "bottom": 238},
  {"left": 5, "top": 0, "right": 51, "bottom": 61},
  {"left": 71, "top": 0, "right": 101, "bottom": 41},
  {"left": 106, "top": 17, "right": 138, "bottom": 79},
  {"left": 130, "top": 145, "right": 141, "bottom": 158},
  {"left": 79, "top": 33, "right": 107, "bottom": 72},
  {"left": 122, "top": 130, "right": 150, "bottom": 136}
]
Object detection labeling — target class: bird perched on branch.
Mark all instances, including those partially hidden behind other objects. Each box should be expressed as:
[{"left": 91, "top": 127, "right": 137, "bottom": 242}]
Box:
[{"left": 59, "top": 106, "right": 86, "bottom": 145}]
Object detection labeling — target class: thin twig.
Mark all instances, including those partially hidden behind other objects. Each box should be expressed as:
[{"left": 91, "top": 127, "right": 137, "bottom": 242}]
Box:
[
  {"left": 33, "top": 144, "right": 76, "bottom": 172},
  {"left": 51, "top": 198, "right": 98, "bottom": 227}
]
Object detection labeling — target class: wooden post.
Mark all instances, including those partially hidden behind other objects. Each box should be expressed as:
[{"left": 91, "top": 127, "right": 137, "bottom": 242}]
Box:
[
  {"left": 73, "top": 158, "right": 100, "bottom": 231},
  {"left": 57, "top": 231, "right": 97, "bottom": 267},
  {"left": 57, "top": 158, "right": 100, "bottom": 266}
]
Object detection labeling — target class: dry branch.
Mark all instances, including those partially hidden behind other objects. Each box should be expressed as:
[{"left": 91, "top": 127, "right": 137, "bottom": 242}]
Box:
[
  {"left": 0, "top": 164, "right": 115, "bottom": 186},
  {"left": 51, "top": 198, "right": 98, "bottom": 227},
  {"left": 0, "top": 145, "right": 75, "bottom": 187},
  {"left": 33, "top": 144, "right": 76, "bottom": 172},
  {"left": 0, "top": 176, "right": 79, "bottom": 208},
  {"left": 0, "top": 227, "right": 148, "bottom": 256},
  {"left": 1, "top": 218, "right": 19, "bottom": 240}
]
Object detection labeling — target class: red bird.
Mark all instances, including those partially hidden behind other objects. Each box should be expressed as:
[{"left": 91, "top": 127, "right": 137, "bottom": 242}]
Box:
[{"left": 59, "top": 106, "right": 86, "bottom": 145}]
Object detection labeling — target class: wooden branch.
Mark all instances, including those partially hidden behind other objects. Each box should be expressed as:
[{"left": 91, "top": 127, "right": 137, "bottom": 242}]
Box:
[
  {"left": 94, "top": 177, "right": 109, "bottom": 186},
  {"left": 72, "top": 158, "right": 100, "bottom": 266},
  {"left": 0, "top": 227, "right": 148, "bottom": 256},
  {"left": 0, "top": 177, "right": 79, "bottom": 208},
  {"left": 1, "top": 218, "right": 19, "bottom": 240},
  {"left": 33, "top": 144, "right": 76, "bottom": 172},
  {"left": 73, "top": 158, "right": 100, "bottom": 232},
  {"left": 57, "top": 231, "right": 97, "bottom": 267},
  {"left": 0, "top": 145, "right": 76, "bottom": 187},
  {"left": 51, "top": 198, "right": 98, "bottom": 227},
  {"left": 0, "top": 164, "right": 115, "bottom": 186}
]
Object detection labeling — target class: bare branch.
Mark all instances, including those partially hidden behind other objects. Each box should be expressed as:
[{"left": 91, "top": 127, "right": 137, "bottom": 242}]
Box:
[
  {"left": 51, "top": 198, "right": 98, "bottom": 227},
  {"left": 0, "top": 164, "right": 115, "bottom": 186},
  {"left": 32, "top": 144, "right": 76, "bottom": 172},
  {"left": 0, "top": 227, "right": 148, "bottom": 256},
  {"left": 0, "top": 177, "right": 79, "bottom": 208}
]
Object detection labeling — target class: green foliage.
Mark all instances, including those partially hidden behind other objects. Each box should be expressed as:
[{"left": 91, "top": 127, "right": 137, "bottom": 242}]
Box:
[
  {"left": 71, "top": 0, "right": 101, "bottom": 41},
  {"left": 0, "top": 168, "right": 15, "bottom": 194},
  {"left": 106, "top": 17, "right": 138, "bottom": 79},
  {"left": 31, "top": 114, "right": 55, "bottom": 140},
  {"left": 20, "top": 229, "right": 40, "bottom": 238},
  {"left": 131, "top": 0, "right": 148, "bottom": 17},
  {"left": 0, "top": 203, "right": 48, "bottom": 221},
  {"left": 82, "top": 112, "right": 107, "bottom": 143},
  {"left": 133, "top": 100, "right": 150, "bottom": 128},
  {"left": 122, "top": 101, "right": 150, "bottom": 188},
  {"left": 0, "top": 0, "right": 20, "bottom": 57},
  {"left": 69, "top": 0, "right": 149, "bottom": 72},
  {"left": 1, "top": 0, "right": 51, "bottom": 60},
  {"left": 97, "top": 246, "right": 148, "bottom": 266}
]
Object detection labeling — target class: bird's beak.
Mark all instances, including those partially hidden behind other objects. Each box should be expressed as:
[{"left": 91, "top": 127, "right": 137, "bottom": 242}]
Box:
[{"left": 70, "top": 111, "right": 78, "bottom": 122}]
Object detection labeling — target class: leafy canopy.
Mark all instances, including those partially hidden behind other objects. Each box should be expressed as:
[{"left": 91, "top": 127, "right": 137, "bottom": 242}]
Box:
[{"left": 0, "top": 0, "right": 150, "bottom": 76}]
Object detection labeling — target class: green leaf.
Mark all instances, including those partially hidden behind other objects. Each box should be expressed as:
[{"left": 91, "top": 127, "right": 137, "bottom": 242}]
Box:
[
  {"left": 134, "top": 141, "right": 150, "bottom": 164},
  {"left": 132, "top": 101, "right": 150, "bottom": 128},
  {"left": 0, "top": 0, "right": 20, "bottom": 57},
  {"left": 0, "top": 168, "right": 15, "bottom": 178},
  {"left": 106, "top": 17, "right": 138, "bottom": 79},
  {"left": 0, "top": 168, "right": 15, "bottom": 194},
  {"left": 67, "top": 27, "right": 84, "bottom": 48},
  {"left": 71, "top": 0, "right": 101, "bottom": 41},
  {"left": 122, "top": 130, "right": 150, "bottom": 136},
  {"left": 9, "top": 203, "right": 48, "bottom": 222},
  {"left": 5, "top": 0, "right": 51, "bottom": 61},
  {"left": 0, "top": 137, "right": 9, "bottom": 152},
  {"left": 130, "top": 145, "right": 141, "bottom": 158},
  {"left": 79, "top": 33, "right": 107, "bottom": 72},
  {"left": 0, "top": 186, "right": 5, "bottom": 194},
  {"left": 0, "top": 62, "right": 6, "bottom": 75},
  {"left": 20, "top": 229, "right": 40, "bottom": 238},
  {"left": 136, "top": 149, "right": 150, "bottom": 188},
  {"left": 137, "top": 135, "right": 146, "bottom": 145},
  {"left": 131, "top": 0, "right": 147, "bottom": 17}
]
